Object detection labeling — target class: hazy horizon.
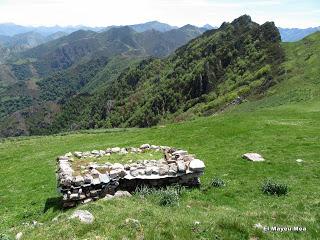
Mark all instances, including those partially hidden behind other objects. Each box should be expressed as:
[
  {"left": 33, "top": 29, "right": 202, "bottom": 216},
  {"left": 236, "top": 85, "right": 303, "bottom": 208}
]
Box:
[{"left": 0, "top": 0, "right": 319, "bottom": 29}]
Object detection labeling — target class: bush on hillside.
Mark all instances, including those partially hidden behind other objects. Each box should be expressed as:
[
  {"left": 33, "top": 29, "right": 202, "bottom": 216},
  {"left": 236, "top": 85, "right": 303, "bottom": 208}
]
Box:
[{"left": 261, "top": 180, "right": 288, "bottom": 196}]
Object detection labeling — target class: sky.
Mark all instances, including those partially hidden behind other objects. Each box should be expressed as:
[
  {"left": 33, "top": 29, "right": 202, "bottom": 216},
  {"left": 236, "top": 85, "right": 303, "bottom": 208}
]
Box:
[{"left": 0, "top": 0, "right": 319, "bottom": 28}]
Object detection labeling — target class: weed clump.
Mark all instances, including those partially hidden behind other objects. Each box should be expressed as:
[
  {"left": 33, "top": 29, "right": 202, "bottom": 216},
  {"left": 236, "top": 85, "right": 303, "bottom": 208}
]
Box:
[
  {"left": 211, "top": 178, "right": 225, "bottom": 188},
  {"left": 261, "top": 180, "right": 288, "bottom": 196},
  {"left": 135, "top": 185, "right": 184, "bottom": 206}
]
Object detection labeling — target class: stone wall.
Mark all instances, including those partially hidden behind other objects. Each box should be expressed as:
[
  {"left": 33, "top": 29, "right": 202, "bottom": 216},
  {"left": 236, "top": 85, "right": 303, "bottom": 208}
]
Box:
[{"left": 56, "top": 144, "right": 205, "bottom": 208}]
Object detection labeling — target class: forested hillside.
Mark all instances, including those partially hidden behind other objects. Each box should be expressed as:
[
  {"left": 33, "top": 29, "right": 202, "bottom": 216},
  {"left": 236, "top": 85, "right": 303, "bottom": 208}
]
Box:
[
  {"left": 48, "top": 15, "right": 284, "bottom": 132},
  {"left": 0, "top": 25, "right": 205, "bottom": 137}
]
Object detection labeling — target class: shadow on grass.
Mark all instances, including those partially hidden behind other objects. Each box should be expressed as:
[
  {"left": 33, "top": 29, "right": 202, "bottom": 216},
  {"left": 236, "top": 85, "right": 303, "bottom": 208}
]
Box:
[{"left": 43, "top": 196, "right": 63, "bottom": 213}]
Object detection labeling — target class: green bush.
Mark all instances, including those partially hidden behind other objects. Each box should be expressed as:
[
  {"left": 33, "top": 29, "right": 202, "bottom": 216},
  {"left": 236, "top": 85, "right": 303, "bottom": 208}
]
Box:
[
  {"left": 135, "top": 185, "right": 184, "bottom": 206},
  {"left": 261, "top": 180, "right": 288, "bottom": 196},
  {"left": 158, "top": 187, "right": 180, "bottom": 206},
  {"left": 211, "top": 178, "right": 225, "bottom": 188},
  {"left": 0, "top": 234, "right": 12, "bottom": 240}
]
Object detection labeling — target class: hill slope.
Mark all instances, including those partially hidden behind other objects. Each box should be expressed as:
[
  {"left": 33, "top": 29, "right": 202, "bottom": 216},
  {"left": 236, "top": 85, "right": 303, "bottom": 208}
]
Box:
[{"left": 50, "top": 15, "right": 284, "bottom": 132}]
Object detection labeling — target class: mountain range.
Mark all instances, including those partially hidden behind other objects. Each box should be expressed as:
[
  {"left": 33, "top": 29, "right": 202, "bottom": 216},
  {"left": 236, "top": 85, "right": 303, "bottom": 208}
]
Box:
[{"left": 0, "top": 17, "right": 319, "bottom": 137}]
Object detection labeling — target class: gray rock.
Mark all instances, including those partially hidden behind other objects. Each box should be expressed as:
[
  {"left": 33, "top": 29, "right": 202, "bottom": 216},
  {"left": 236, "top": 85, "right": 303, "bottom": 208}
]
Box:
[
  {"left": 70, "top": 193, "right": 79, "bottom": 200},
  {"left": 92, "top": 178, "right": 101, "bottom": 185},
  {"left": 151, "top": 166, "right": 159, "bottom": 174},
  {"left": 15, "top": 232, "right": 23, "bottom": 240},
  {"left": 130, "top": 168, "right": 139, "bottom": 177},
  {"left": 102, "top": 194, "right": 114, "bottom": 200},
  {"left": 172, "top": 150, "right": 188, "bottom": 158},
  {"left": 120, "top": 148, "right": 128, "bottom": 154},
  {"left": 83, "top": 174, "right": 93, "bottom": 184},
  {"left": 140, "top": 143, "right": 150, "bottom": 149},
  {"left": 73, "top": 176, "right": 84, "bottom": 186},
  {"left": 159, "top": 164, "right": 169, "bottom": 176},
  {"left": 150, "top": 145, "right": 160, "bottom": 150},
  {"left": 125, "top": 218, "right": 140, "bottom": 228},
  {"left": 110, "top": 169, "right": 126, "bottom": 178},
  {"left": 112, "top": 163, "right": 124, "bottom": 170},
  {"left": 91, "top": 150, "right": 100, "bottom": 155},
  {"left": 70, "top": 210, "right": 94, "bottom": 224},
  {"left": 296, "top": 159, "right": 303, "bottom": 163},
  {"left": 74, "top": 151, "right": 83, "bottom": 158},
  {"left": 65, "top": 152, "right": 73, "bottom": 157},
  {"left": 99, "top": 174, "right": 110, "bottom": 184},
  {"left": 114, "top": 190, "right": 132, "bottom": 198},
  {"left": 169, "top": 163, "right": 178, "bottom": 174},
  {"left": 111, "top": 147, "right": 121, "bottom": 153},
  {"left": 177, "top": 160, "right": 186, "bottom": 173},
  {"left": 242, "top": 153, "right": 265, "bottom": 162},
  {"left": 145, "top": 167, "right": 153, "bottom": 175},
  {"left": 189, "top": 159, "right": 205, "bottom": 172},
  {"left": 90, "top": 169, "right": 100, "bottom": 178}
]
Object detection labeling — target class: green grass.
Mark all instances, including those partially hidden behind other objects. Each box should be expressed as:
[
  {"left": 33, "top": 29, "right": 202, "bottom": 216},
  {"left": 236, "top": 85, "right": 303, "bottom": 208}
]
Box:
[
  {"left": 1, "top": 33, "right": 320, "bottom": 239},
  {"left": 1, "top": 104, "right": 319, "bottom": 239}
]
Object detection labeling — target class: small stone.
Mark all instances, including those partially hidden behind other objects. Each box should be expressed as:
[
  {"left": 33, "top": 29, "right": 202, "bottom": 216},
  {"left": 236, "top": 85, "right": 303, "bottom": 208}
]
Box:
[
  {"left": 90, "top": 169, "right": 100, "bottom": 178},
  {"left": 70, "top": 193, "right": 79, "bottom": 200},
  {"left": 242, "top": 153, "right": 265, "bottom": 162},
  {"left": 130, "top": 168, "right": 139, "bottom": 177},
  {"left": 125, "top": 218, "right": 140, "bottom": 228},
  {"left": 177, "top": 160, "right": 186, "bottom": 173},
  {"left": 253, "top": 223, "right": 264, "bottom": 229},
  {"left": 120, "top": 148, "right": 128, "bottom": 154},
  {"left": 296, "top": 159, "right": 304, "bottom": 163},
  {"left": 16, "top": 232, "right": 23, "bottom": 240},
  {"left": 150, "top": 145, "right": 160, "bottom": 150},
  {"left": 92, "top": 178, "right": 101, "bottom": 185},
  {"left": 159, "top": 164, "right": 169, "bottom": 176},
  {"left": 145, "top": 167, "right": 153, "bottom": 175},
  {"left": 110, "top": 169, "right": 126, "bottom": 178},
  {"left": 114, "top": 191, "right": 132, "bottom": 198},
  {"left": 140, "top": 144, "right": 150, "bottom": 149},
  {"left": 169, "top": 163, "right": 178, "bottom": 174},
  {"left": 194, "top": 221, "right": 200, "bottom": 225},
  {"left": 70, "top": 210, "right": 94, "bottom": 224},
  {"left": 172, "top": 150, "right": 188, "bottom": 158},
  {"left": 99, "top": 174, "right": 110, "bottom": 184},
  {"left": 74, "top": 151, "right": 83, "bottom": 158},
  {"left": 112, "top": 163, "right": 124, "bottom": 170},
  {"left": 73, "top": 176, "right": 84, "bottom": 186},
  {"left": 65, "top": 152, "right": 73, "bottom": 157},
  {"left": 111, "top": 147, "right": 121, "bottom": 153},
  {"left": 83, "top": 174, "right": 93, "bottom": 184},
  {"left": 151, "top": 167, "right": 159, "bottom": 174},
  {"left": 189, "top": 159, "right": 205, "bottom": 172},
  {"left": 82, "top": 198, "right": 92, "bottom": 204},
  {"left": 102, "top": 194, "right": 114, "bottom": 200}
]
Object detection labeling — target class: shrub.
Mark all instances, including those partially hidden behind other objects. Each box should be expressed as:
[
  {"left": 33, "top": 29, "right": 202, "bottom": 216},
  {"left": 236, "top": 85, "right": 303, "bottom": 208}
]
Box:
[
  {"left": 158, "top": 187, "right": 180, "bottom": 206},
  {"left": 0, "top": 234, "right": 12, "bottom": 240},
  {"left": 261, "top": 180, "right": 288, "bottom": 196},
  {"left": 135, "top": 185, "right": 184, "bottom": 206},
  {"left": 211, "top": 178, "right": 225, "bottom": 188}
]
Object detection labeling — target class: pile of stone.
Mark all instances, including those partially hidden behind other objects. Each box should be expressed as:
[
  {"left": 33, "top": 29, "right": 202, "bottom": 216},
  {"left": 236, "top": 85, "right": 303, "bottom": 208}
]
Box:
[{"left": 56, "top": 144, "right": 205, "bottom": 208}]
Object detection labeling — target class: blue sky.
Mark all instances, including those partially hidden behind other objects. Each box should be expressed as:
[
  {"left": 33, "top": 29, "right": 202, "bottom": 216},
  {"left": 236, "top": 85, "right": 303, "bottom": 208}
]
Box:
[{"left": 0, "top": 0, "right": 319, "bottom": 28}]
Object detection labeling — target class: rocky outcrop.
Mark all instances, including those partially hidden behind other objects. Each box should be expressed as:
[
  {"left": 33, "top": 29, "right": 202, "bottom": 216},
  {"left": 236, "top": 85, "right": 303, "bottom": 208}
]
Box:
[{"left": 56, "top": 144, "right": 205, "bottom": 208}]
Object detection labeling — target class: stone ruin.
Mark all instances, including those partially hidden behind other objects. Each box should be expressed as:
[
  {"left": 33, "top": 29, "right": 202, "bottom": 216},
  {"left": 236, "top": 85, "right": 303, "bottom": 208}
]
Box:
[{"left": 56, "top": 144, "right": 205, "bottom": 208}]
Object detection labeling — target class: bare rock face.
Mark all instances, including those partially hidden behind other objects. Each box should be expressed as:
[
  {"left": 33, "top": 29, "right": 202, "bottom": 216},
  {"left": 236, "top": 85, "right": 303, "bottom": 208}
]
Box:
[
  {"left": 242, "top": 153, "right": 265, "bottom": 162},
  {"left": 70, "top": 210, "right": 94, "bottom": 224}
]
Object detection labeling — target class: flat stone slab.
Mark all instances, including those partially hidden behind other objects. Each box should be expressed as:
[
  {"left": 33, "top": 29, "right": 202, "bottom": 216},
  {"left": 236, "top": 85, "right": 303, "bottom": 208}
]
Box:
[{"left": 242, "top": 153, "right": 265, "bottom": 162}]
